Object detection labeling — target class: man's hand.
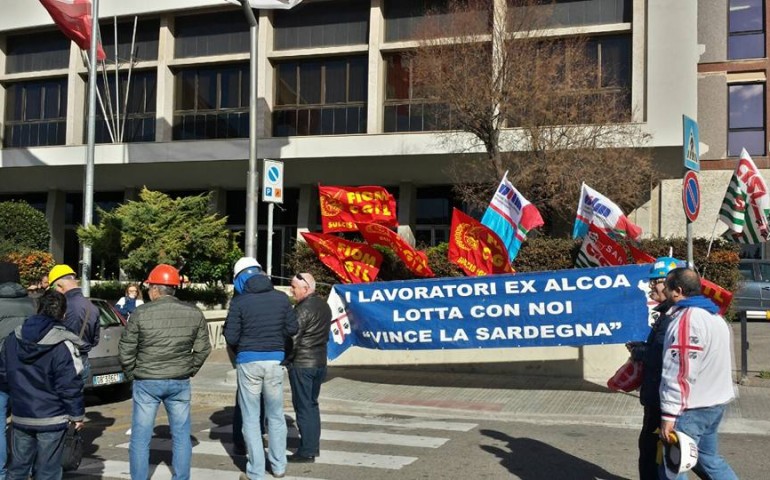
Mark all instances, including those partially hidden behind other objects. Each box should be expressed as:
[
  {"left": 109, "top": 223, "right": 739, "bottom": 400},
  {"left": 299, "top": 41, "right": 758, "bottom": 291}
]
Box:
[
  {"left": 73, "top": 421, "right": 84, "bottom": 431},
  {"left": 660, "top": 418, "right": 675, "bottom": 442}
]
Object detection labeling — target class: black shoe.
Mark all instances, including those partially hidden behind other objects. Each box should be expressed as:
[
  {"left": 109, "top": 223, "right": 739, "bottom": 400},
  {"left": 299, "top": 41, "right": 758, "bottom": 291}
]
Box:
[{"left": 288, "top": 453, "right": 315, "bottom": 463}]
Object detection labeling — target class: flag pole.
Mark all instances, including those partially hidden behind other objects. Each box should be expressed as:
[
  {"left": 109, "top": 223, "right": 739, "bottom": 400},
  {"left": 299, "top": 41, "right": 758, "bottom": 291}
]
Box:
[
  {"left": 81, "top": 0, "right": 100, "bottom": 296},
  {"left": 241, "top": 0, "right": 259, "bottom": 259}
]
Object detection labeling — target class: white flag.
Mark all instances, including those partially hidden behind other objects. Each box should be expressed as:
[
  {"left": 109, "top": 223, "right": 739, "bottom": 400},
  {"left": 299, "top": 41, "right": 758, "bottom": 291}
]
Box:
[{"left": 225, "top": 0, "right": 303, "bottom": 9}]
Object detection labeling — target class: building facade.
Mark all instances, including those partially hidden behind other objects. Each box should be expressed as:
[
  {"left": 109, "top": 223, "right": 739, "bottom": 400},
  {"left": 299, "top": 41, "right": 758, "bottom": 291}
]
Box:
[{"left": 0, "top": 0, "right": 712, "bottom": 280}]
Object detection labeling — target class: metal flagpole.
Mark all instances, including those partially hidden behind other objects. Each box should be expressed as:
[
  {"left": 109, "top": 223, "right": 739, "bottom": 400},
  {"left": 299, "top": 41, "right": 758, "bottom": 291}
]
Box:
[
  {"left": 82, "top": 0, "right": 100, "bottom": 296},
  {"left": 242, "top": 1, "right": 259, "bottom": 259}
]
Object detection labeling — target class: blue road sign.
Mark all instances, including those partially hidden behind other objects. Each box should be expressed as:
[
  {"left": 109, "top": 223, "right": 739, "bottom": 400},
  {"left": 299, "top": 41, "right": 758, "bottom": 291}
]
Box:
[
  {"left": 267, "top": 166, "right": 280, "bottom": 183},
  {"left": 683, "top": 170, "right": 700, "bottom": 223},
  {"left": 683, "top": 115, "right": 700, "bottom": 172}
]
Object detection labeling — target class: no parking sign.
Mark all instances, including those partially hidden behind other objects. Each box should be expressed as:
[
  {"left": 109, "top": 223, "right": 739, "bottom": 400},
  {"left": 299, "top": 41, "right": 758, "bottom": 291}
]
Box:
[{"left": 682, "top": 170, "right": 700, "bottom": 223}]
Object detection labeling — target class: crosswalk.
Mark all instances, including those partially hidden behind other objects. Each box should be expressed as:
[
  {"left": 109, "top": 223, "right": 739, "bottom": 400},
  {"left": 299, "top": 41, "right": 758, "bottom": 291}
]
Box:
[{"left": 66, "top": 412, "right": 477, "bottom": 479}]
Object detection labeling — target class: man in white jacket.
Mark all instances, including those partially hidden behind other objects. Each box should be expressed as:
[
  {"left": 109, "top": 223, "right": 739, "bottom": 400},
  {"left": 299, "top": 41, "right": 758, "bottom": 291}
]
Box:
[{"left": 659, "top": 267, "right": 737, "bottom": 479}]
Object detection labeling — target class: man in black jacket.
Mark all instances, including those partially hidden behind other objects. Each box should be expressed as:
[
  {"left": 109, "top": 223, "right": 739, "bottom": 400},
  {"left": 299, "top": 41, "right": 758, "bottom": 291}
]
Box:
[
  {"left": 287, "top": 272, "right": 331, "bottom": 463},
  {"left": 224, "top": 257, "right": 297, "bottom": 480}
]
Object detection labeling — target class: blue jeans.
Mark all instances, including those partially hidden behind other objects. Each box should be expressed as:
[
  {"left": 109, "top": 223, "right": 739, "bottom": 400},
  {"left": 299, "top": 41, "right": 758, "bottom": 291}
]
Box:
[
  {"left": 129, "top": 379, "right": 192, "bottom": 480},
  {"left": 664, "top": 404, "right": 738, "bottom": 480},
  {"left": 237, "top": 361, "right": 287, "bottom": 479},
  {"left": 0, "top": 390, "right": 7, "bottom": 480},
  {"left": 288, "top": 366, "right": 326, "bottom": 457},
  {"left": 7, "top": 427, "right": 66, "bottom": 480}
]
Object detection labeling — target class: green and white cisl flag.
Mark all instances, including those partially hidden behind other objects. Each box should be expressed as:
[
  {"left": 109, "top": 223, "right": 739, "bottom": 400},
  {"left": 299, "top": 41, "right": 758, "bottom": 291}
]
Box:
[
  {"left": 719, "top": 148, "right": 770, "bottom": 244},
  {"left": 225, "top": 0, "right": 303, "bottom": 8}
]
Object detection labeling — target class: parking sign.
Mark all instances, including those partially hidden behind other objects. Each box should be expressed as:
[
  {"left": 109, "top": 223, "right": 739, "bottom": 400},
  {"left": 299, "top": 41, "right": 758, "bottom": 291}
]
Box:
[{"left": 262, "top": 159, "right": 284, "bottom": 203}]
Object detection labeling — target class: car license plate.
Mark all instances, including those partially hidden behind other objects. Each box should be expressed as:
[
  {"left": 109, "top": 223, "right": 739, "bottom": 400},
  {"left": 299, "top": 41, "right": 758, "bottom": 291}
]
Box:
[{"left": 92, "top": 373, "right": 124, "bottom": 386}]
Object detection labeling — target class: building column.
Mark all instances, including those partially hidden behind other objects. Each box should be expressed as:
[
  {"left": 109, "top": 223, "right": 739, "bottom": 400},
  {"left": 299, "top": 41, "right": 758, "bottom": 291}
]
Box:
[
  {"left": 46, "top": 190, "right": 66, "bottom": 263},
  {"left": 631, "top": 0, "right": 646, "bottom": 123},
  {"left": 296, "top": 184, "right": 317, "bottom": 241},
  {"left": 258, "top": 10, "right": 275, "bottom": 137},
  {"left": 66, "top": 43, "right": 86, "bottom": 145},
  {"left": 156, "top": 15, "right": 175, "bottom": 142},
  {"left": 397, "top": 182, "right": 416, "bottom": 246},
  {"left": 209, "top": 187, "right": 227, "bottom": 216},
  {"left": 367, "top": 0, "right": 385, "bottom": 133},
  {"left": 0, "top": 36, "right": 6, "bottom": 138}
]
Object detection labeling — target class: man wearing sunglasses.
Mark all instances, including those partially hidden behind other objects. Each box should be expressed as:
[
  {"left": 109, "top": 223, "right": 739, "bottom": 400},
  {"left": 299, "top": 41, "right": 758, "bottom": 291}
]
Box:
[{"left": 286, "top": 272, "right": 332, "bottom": 463}]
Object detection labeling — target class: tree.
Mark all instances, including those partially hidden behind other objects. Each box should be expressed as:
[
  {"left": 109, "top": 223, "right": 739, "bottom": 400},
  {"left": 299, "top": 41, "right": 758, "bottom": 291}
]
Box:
[
  {"left": 0, "top": 200, "right": 50, "bottom": 257},
  {"left": 78, "top": 188, "right": 242, "bottom": 284},
  {"left": 410, "top": 0, "right": 655, "bottom": 232}
]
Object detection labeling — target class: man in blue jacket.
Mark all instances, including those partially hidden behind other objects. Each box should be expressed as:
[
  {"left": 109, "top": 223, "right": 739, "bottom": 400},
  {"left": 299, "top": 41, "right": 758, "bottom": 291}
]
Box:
[
  {"left": 224, "top": 257, "right": 297, "bottom": 480},
  {"left": 0, "top": 290, "right": 85, "bottom": 480}
]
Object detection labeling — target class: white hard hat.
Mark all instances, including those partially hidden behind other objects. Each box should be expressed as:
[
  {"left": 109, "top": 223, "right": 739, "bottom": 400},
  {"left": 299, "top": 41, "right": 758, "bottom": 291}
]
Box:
[
  {"left": 664, "top": 431, "right": 699, "bottom": 479},
  {"left": 233, "top": 257, "right": 262, "bottom": 278}
]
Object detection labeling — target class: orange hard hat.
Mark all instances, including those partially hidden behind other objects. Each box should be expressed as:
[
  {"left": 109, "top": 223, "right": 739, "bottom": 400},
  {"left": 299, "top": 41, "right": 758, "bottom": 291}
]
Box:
[{"left": 145, "top": 264, "right": 181, "bottom": 287}]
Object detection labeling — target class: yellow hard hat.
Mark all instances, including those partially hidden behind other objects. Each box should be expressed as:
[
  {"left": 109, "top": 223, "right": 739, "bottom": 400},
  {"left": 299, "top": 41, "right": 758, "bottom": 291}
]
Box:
[{"left": 48, "top": 264, "right": 77, "bottom": 285}]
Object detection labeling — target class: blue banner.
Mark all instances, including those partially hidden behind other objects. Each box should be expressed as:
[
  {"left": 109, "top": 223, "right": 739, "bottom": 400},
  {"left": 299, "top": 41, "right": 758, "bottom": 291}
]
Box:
[{"left": 328, "top": 264, "right": 653, "bottom": 360}]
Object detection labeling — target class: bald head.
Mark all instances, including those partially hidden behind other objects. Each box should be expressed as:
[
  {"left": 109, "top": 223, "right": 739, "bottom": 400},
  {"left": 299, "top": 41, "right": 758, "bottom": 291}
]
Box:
[
  {"left": 665, "top": 267, "right": 701, "bottom": 303},
  {"left": 290, "top": 272, "right": 316, "bottom": 302}
]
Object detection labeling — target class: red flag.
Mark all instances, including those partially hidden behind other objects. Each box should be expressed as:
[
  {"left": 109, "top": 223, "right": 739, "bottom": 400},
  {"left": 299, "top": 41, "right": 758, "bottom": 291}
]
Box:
[
  {"left": 301, "top": 232, "right": 382, "bottom": 283},
  {"left": 575, "top": 224, "right": 628, "bottom": 268},
  {"left": 356, "top": 223, "right": 434, "bottom": 278},
  {"left": 319, "top": 185, "right": 397, "bottom": 233},
  {"left": 39, "top": 0, "right": 106, "bottom": 61},
  {"left": 627, "top": 242, "right": 656, "bottom": 264},
  {"left": 448, "top": 209, "right": 513, "bottom": 276},
  {"left": 700, "top": 278, "right": 734, "bottom": 315}
]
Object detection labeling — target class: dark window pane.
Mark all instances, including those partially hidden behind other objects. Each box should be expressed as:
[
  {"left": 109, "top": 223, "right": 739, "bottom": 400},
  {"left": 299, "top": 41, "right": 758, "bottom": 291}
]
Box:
[
  {"left": 175, "top": 11, "right": 250, "bottom": 57},
  {"left": 729, "top": 84, "right": 764, "bottom": 128},
  {"left": 325, "top": 60, "right": 347, "bottom": 103},
  {"left": 730, "top": 0, "right": 763, "bottom": 33},
  {"left": 333, "top": 107, "right": 348, "bottom": 134},
  {"left": 277, "top": 63, "right": 298, "bottom": 105},
  {"left": 273, "top": 0, "right": 369, "bottom": 49},
  {"left": 348, "top": 57, "right": 367, "bottom": 102},
  {"left": 25, "top": 84, "right": 42, "bottom": 121},
  {"left": 728, "top": 33, "right": 765, "bottom": 59},
  {"left": 507, "top": 0, "right": 632, "bottom": 29},
  {"left": 100, "top": 19, "right": 160, "bottom": 61},
  {"left": 299, "top": 62, "right": 322, "bottom": 104},
  {"left": 729, "top": 130, "right": 766, "bottom": 156},
  {"left": 386, "top": 54, "right": 410, "bottom": 100},
  {"left": 5, "top": 31, "right": 69, "bottom": 73},
  {"left": 197, "top": 71, "right": 216, "bottom": 110},
  {"left": 178, "top": 71, "right": 196, "bottom": 111},
  {"left": 221, "top": 67, "right": 242, "bottom": 108},
  {"left": 44, "top": 82, "right": 61, "bottom": 119},
  {"left": 600, "top": 36, "right": 631, "bottom": 88}
]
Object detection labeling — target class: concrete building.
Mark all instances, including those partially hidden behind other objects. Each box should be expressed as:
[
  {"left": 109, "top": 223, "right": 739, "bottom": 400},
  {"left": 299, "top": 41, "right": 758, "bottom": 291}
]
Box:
[{"left": 4, "top": 0, "right": 761, "bottom": 378}]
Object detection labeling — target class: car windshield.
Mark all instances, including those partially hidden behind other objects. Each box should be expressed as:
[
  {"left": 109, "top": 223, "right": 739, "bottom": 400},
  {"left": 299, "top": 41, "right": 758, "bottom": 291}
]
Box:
[
  {"left": 739, "top": 264, "right": 754, "bottom": 280},
  {"left": 92, "top": 300, "right": 123, "bottom": 327}
]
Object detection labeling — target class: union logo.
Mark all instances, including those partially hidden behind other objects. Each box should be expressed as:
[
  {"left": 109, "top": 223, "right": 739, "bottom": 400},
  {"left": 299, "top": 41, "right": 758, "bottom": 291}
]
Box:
[
  {"left": 321, "top": 190, "right": 344, "bottom": 217},
  {"left": 453, "top": 223, "right": 480, "bottom": 251}
]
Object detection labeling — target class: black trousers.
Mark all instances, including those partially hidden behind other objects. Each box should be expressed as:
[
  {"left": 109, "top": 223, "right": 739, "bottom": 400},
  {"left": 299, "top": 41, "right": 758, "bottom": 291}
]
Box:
[{"left": 638, "top": 404, "right": 662, "bottom": 480}]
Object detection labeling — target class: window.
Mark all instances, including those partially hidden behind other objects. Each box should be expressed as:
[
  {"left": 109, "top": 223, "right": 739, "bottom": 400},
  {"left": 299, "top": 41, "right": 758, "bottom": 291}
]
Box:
[
  {"left": 174, "top": 11, "right": 250, "bottom": 58},
  {"left": 92, "top": 71, "right": 157, "bottom": 143},
  {"left": 273, "top": 57, "right": 367, "bottom": 136},
  {"left": 728, "top": 83, "right": 765, "bottom": 157},
  {"left": 729, "top": 0, "right": 765, "bottom": 60},
  {"left": 173, "top": 64, "right": 250, "bottom": 140},
  {"left": 100, "top": 19, "right": 160, "bottom": 61},
  {"left": 5, "top": 31, "right": 69, "bottom": 74},
  {"left": 383, "top": 54, "right": 455, "bottom": 132},
  {"left": 273, "top": 0, "right": 369, "bottom": 50},
  {"left": 3, "top": 79, "right": 68, "bottom": 148},
  {"left": 507, "top": 0, "right": 631, "bottom": 30},
  {"left": 383, "top": 0, "right": 489, "bottom": 42}
]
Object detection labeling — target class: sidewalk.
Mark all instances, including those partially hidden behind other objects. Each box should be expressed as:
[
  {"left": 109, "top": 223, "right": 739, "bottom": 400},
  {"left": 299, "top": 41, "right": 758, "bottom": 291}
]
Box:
[{"left": 191, "top": 349, "right": 770, "bottom": 436}]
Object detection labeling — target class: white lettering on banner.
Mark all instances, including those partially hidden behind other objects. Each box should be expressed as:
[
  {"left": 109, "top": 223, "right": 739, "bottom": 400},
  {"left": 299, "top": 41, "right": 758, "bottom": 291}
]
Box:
[
  {"left": 543, "top": 275, "right": 630, "bottom": 292},
  {"left": 475, "top": 322, "right": 620, "bottom": 340},
  {"left": 469, "top": 303, "right": 521, "bottom": 318},
  {"left": 362, "top": 330, "right": 433, "bottom": 343},
  {"left": 504, "top": 280, "right": 537, "bottom": 294},
  {"left": 350, "top": 282, "right": 497, "bottom": 303},
  {"left": 393, "top": 307, "right": 464, "bottom": 322},
  {"left": 528, "top": 301, "right": 573, "bottom": 316},
  {"left": 439, "top": 328, "right": 469, "bottom": 342}
]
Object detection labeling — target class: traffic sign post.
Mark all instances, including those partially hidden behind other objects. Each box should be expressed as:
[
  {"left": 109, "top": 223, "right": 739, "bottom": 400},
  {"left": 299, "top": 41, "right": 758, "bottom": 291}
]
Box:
[
  {"left": 262, "top": 159, "right": 284, "bottom": 277},
  {"left": 682, "top": 170, "right": 700, "bottom": 223},
  {"left": 682, "top": 115, "right": 700, "bottom": 268}
]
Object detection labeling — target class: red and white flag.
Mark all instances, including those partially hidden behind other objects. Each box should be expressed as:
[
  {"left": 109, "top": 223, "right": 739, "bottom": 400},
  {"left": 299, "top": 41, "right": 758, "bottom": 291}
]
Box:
[{"left": 39, "top": 0, "right": 106, "bottom": 61}]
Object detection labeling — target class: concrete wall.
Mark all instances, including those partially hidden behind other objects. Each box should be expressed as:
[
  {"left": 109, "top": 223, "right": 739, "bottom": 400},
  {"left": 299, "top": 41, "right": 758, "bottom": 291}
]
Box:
[
  {"left": 658, "top": 170, "right": 734, "bottom": 238},
  {"left": 698, "top": 0, "right": 728, "bottom": 64},
  {"left": 699, "top": 74, "right": 729, "bottom": 161}
]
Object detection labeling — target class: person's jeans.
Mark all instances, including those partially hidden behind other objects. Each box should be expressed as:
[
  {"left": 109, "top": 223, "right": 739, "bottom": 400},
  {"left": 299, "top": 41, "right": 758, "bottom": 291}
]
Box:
[
  {"left": 663, "top": 404, "right": 738, "bottom": 480},
  {"left": 237, "top": 361, "right": 287, "bottom": 479},
  {"left": 129, "top": 379, "right": 192, "bottom": 480},
  {"left": 7, "top": 427, "right": 66, "bottom": 480},
  {"left": 288, "top": 366, "right": 326, "bottom": 457},
  {"left": 0, "top": 390, "right": 8, "bottom": 480},
  {"left": 233, "top": 388, "right": 267, "bottom": 452}
]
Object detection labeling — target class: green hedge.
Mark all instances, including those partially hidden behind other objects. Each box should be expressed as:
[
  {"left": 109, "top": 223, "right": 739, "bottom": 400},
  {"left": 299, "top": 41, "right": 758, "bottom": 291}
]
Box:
[
  {"left": 284, "top": 236, "right": 741, "bottom": 298},
  {"left": 0, "top": 201, "right": 50, "bottom": 258}
]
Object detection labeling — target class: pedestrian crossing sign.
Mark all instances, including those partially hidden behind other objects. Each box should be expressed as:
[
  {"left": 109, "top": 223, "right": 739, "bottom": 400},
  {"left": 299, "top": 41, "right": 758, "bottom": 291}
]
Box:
[{"left": 683, "top": 115, "right": 700, "bottom": 172}]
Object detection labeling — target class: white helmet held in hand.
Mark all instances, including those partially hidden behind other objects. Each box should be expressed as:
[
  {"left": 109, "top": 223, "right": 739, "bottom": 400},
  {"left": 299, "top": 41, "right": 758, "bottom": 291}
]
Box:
[
  {"left": 233, "top": 257, "right": 262, "bottom": 278},
  {"left": 664, "top": 431, "right": 699, "bottom": 479}
]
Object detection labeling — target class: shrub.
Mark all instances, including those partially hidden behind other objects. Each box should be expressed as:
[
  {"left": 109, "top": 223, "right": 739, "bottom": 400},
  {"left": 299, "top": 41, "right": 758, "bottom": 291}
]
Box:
[
  {"left": 0, "top": 201, "right": 50, "bottom": 257},
  {"left": 1, "top": 250, "right": 55, "bottom": 288}
]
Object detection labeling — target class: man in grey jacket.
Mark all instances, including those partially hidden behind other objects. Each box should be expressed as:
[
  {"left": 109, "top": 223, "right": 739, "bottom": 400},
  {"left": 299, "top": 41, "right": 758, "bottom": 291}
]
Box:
[
  {"left": 0, "top": 261, "right": 35, "bottom": 479},
  {"left": 287, "top": 272, "right": 331, "bottom": 463},
  {"left": 119, "top": 264, "right": 211, "bottom": 480}
]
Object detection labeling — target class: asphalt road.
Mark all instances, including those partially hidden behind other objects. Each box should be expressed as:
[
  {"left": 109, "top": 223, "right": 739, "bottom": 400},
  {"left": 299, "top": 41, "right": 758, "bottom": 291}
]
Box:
[{"left": 68, "top": 395, "right": 764, "bottom": 480}]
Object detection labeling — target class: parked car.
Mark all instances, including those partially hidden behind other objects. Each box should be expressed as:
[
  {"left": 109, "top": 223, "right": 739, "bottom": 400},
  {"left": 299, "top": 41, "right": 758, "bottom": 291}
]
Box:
[
  {"left": 734, "top": 259, "right": 770, "bottom": 315},
  {"left": 86, "top": 299, "right": 131, "bottom": 391}
]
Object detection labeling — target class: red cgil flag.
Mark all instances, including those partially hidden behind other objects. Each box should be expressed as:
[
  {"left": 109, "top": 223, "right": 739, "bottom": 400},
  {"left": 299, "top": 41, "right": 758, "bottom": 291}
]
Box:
[
  {"left": 39, "top": 0, "right": 106, "bottom": 61},
  {"left": 301, "top": 232, "right": 382, "bottom": 283},
  {"left": 700, "top": 278, "right": 734, "bottom": 315},
  {"left": 356, "top": 222, "right": 435, "bottom": 278},
  {"left": 448, "top": 208, "right": 513, "bottom": 276},
  {"left": 319, "top": 185, "right": 397, "bottom": 233},
  {"left": 627, "top": 242, "right": 656, "bottom": 264}
]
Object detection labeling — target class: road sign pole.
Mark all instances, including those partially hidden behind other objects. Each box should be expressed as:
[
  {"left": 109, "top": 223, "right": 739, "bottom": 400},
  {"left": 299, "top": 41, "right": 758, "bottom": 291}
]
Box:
[
  {"left": 267, "top": 202, "right": 274, "bottom": 277},
  {"left": 687, "top": 221, "right": 694, "bottom": 268}
]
